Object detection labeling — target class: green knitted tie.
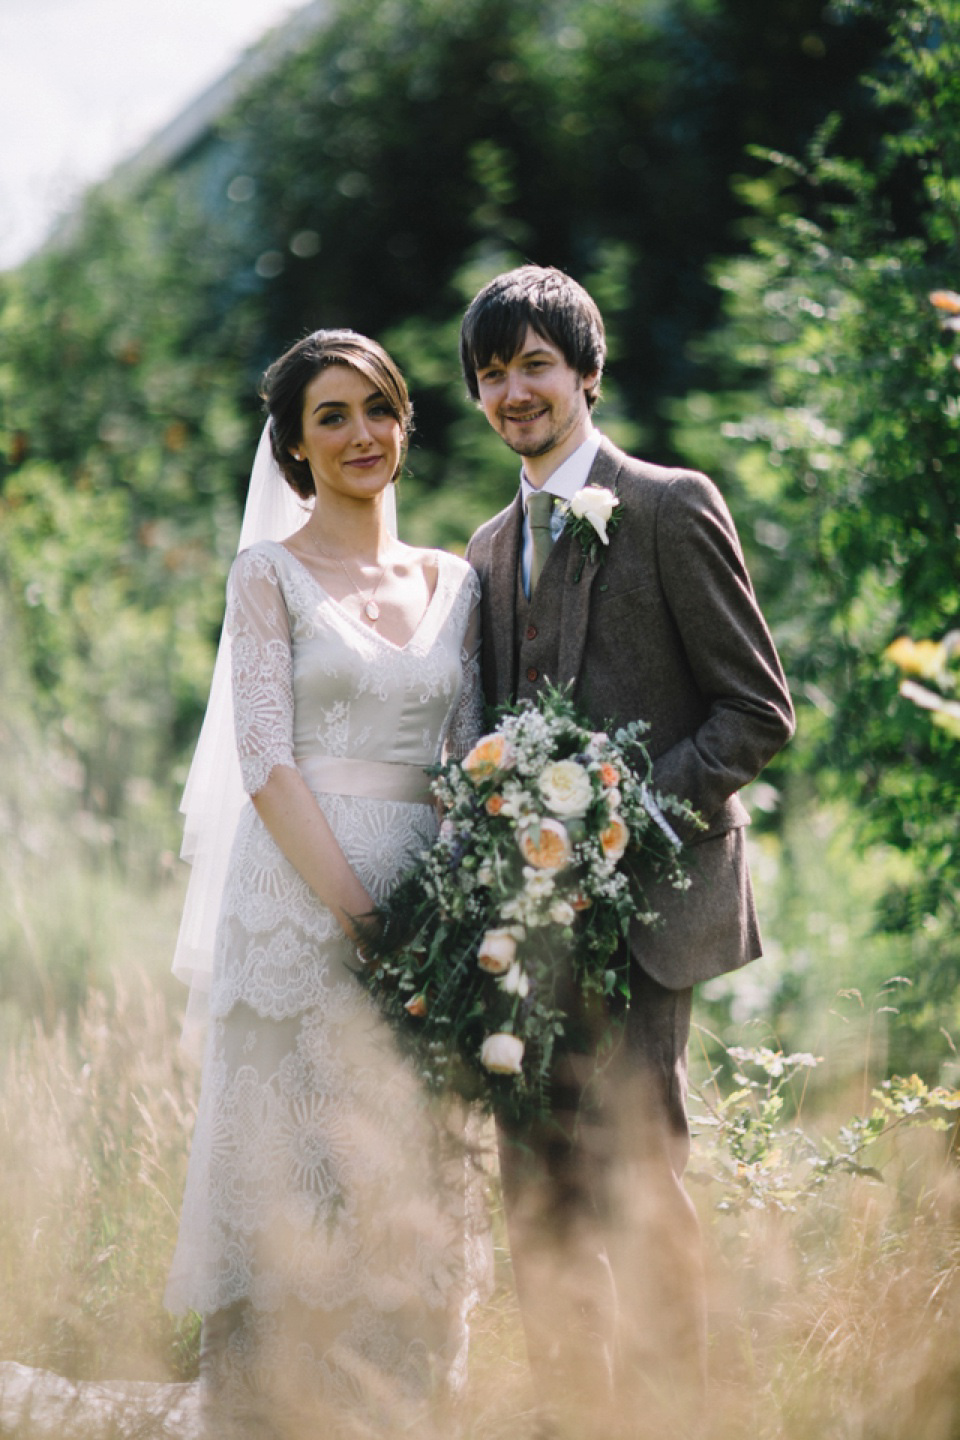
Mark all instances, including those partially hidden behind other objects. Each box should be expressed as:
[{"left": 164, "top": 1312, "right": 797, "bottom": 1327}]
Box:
[{"left": 527, "top": 490, "right": 555, "bottom": 595}]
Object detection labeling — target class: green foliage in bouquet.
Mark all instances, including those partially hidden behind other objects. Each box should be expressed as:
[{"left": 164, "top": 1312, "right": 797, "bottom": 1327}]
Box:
[{"left": 357, "top": 686, "right": 701, "bottom": 1125}]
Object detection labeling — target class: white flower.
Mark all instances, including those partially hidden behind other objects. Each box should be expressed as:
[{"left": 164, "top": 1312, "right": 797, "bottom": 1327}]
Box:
[
  {"left": 539, "top": 759, "right": 593, "bottom": 818},
  {"left": 480, "top": 1032, "right": 525, "bottom": 1074},
  {"left": 477, "top": 929, "right": 517, "bottom": 975},
  {"left": 549, "top": 899, "right": 576, "bottom": 926},
  {"left": 499, "top": 963, "right": 530, "bottom": 998},
  {"left": 522, "top": 866, "right": 556, "bottom": 900},
  {"left": 477, "top": 861, "right": 494, "bottom": 886},
  {"left": 500, "top": 786, "right": 533, "bottom": 820},
  {"left": 569, "top": 485, "right": 620, "bottom": 544}
]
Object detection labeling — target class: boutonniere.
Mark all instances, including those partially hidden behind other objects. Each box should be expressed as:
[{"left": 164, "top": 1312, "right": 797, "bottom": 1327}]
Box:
[{"left": 558, "top": 485, "right": 622, "bottom": 581}]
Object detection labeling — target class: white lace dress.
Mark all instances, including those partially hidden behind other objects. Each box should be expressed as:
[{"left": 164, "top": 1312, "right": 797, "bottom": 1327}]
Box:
[{"left": 165, "top": 541, "right": 489, "bottom": 1432}]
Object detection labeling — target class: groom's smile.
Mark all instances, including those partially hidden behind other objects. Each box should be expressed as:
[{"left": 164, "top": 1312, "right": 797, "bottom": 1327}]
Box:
[{"left": 475, "top": 327, "right": 597, "bottom": 476}]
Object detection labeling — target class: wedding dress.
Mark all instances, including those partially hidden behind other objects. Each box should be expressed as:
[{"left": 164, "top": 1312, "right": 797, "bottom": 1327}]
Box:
[{"left": 165, "top": 539, "right": 490, "bottom": 1435}]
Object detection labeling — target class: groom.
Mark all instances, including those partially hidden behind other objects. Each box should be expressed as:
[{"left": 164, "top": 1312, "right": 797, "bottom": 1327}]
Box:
[{"left": 462, "top": 266, "right": 794, "bottom": 1436}]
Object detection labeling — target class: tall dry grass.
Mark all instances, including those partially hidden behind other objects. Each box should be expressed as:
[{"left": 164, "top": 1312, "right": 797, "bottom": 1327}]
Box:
[
  {"left": 2, "top": 964, "right": 960, "bottom": 1437},
  {"left": 0, "top": 971, "right": 200, "bottom": 1384}
]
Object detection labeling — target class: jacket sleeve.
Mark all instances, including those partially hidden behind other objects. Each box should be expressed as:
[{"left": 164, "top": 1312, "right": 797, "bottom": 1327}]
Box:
[{"left": 648, "top": 471, "right": 795, "bottom": 830}]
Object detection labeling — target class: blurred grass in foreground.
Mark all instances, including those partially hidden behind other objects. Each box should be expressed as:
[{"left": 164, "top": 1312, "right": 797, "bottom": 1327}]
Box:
[{"left": 2, "top": 956, "right": 960, "bottom": 1436}]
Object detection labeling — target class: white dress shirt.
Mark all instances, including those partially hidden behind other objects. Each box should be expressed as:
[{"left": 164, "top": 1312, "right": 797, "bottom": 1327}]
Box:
[{"left": 519, "top": 428, "right": 602, "bottom": 597}]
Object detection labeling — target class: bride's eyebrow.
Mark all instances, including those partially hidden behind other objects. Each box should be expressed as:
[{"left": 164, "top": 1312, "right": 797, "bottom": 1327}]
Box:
[{"left": 312, "top": 389, "right": 385, "bottom": 415}]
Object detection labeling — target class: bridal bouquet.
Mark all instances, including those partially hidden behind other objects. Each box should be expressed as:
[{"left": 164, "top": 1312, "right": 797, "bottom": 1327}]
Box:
[{"left": 358, "top": 686, "right": 701, "bottom": 1125}]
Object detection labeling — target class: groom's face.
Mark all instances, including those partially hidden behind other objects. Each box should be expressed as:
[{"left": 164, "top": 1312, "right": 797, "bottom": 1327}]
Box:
[{"left": 474, "top": 327, "right": 596, "bottom": 461}]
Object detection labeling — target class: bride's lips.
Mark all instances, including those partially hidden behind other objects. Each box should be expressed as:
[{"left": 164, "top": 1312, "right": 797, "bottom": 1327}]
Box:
[{"left": 344, "top": 454, "right": 385, "bottom": 469}]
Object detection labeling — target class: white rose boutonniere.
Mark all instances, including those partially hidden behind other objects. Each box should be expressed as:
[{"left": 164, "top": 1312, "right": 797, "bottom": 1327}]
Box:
[{"left": 559, "top": 484, "right": 622, "bottom": 580}]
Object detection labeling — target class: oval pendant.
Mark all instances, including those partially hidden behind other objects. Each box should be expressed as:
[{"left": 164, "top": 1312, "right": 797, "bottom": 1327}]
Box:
[{"left": 364, "top": 600, "right": 380, "bottom": 621}]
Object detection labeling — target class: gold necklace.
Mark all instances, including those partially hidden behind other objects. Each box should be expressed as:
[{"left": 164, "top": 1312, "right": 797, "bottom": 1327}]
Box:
[{"left": 305, "top": 529, "right": 388, "bottom": 623}]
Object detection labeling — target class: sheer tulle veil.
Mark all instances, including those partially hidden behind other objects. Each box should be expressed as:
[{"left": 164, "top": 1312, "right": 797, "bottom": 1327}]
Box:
[{"left": 172, "top": 422, "right": 398, "bottom": 1053}]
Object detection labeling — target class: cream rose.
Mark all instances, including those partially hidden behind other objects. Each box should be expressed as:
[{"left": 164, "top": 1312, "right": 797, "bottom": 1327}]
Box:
[
  {"left": 477, "top": 929, "right": 517, "bottom": 975},
  {"left": 539, "top": 759, "right": 593, "bottom": 818},
  {"left": 569, "top": 485, "right": 620, "bottom": 544},
  {"left": 480, "top": 1032, "right": 525, "bottom": 1074}
]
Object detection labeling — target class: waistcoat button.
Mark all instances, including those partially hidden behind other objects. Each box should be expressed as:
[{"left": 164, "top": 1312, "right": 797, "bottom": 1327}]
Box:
[
  {"left": 526, "top": 666, "right": 539, "bottom": 683},
  {"left": 525, "top": 624, "right": 538, "bottom": 641}
]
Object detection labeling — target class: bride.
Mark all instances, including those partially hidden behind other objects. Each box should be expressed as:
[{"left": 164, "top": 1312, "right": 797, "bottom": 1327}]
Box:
[{"left": 164, "top": 330, "right": 490, "bottom": 1438}]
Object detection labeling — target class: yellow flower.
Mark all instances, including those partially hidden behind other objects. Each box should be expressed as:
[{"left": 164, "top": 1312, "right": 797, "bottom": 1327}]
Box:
[
  {"left": 883, "top": 636, "right": 946, "bottom": 680},
  {"left": 462, "top": 733, "right": 515, "bottom": 783},
  {"left": 518, "top": 818, "right": 573, "bottom": 872}
]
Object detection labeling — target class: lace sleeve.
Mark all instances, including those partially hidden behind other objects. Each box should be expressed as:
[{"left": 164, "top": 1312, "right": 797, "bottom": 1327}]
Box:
[
  {"left": 226, "top": 547, "right": 296, "bottom": 795},
  {"left": 445, "top": 571, "right": 484, "bottom": 760}
]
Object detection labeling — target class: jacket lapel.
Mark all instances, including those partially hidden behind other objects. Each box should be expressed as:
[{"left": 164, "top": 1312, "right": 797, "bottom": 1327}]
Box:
[
  {"left": 486, "top": 491, "right": 524, "bottom": 699},
  {"left": 556, "top": 438, "right": 624, "bottom": 688}
]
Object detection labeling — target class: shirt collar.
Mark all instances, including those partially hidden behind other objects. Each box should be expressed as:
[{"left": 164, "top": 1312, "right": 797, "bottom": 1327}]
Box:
[{"left": 520, "top": 428, "right": 602, "bottom": 509}]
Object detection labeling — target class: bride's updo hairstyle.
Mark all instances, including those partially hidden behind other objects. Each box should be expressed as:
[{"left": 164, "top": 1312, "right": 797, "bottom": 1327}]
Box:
[{"left": 261, "top": 329, "right": 414, "bottom": 500}]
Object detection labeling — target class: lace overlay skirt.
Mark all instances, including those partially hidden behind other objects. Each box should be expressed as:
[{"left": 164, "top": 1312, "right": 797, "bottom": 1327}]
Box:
[{"left": 166, "top": 797, "right": 491, "bottom": 1431}]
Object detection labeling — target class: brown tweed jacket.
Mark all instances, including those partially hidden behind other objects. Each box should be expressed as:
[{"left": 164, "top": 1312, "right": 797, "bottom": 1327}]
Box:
[{"left": 465, "top": 436, "right": 795, "bottom": 989}]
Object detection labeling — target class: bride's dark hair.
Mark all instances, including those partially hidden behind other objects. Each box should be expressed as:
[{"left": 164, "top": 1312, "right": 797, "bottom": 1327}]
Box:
[{"left": 261, "top": 329, "right": 414, "bottom": 499}]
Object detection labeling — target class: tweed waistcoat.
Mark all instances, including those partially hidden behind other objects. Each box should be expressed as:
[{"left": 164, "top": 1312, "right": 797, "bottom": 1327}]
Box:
[{"left": 514, "top": 546, "right": 566, "bottom": 699}]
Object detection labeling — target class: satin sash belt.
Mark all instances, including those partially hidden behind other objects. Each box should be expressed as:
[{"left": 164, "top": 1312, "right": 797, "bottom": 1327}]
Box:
[{"left": 297, "top": 754, "right": 434, "bottom": 806}]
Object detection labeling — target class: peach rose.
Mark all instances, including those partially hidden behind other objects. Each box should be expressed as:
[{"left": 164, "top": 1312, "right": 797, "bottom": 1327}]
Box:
[
  {"left": 599, "top": 762, "right": 619, "bottom": 788},
  {"left": 600, "top": 814, "right": 629, "bottom": 862},
  {"left": 518, "top": 818, "right": 573, "bottom": 872},
  {"left": 477, "top": 929, "right": 517, "bottom": 975},
  {"left": 462, "top": 733, "right": 515, "bottom": 784},
  {"left": 485, "top": 794, "right": 505, "bottom": 816}
]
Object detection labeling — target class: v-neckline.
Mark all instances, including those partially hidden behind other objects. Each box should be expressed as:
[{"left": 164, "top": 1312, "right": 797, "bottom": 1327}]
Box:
[{"left": 275, "top": 541, "right": 446, "bottom": 654}]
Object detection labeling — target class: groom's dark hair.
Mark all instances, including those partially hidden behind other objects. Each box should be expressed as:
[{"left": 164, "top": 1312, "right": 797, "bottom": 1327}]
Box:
[{"left": 460, "top": 265, "right": 606, "bottom": 410}]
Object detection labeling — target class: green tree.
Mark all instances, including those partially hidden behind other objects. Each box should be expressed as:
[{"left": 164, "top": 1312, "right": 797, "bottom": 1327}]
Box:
[{"left": 672, "top": 0, "right": 960, "bottom": 1026}]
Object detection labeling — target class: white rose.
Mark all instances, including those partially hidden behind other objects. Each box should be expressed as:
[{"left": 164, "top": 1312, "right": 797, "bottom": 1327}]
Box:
[
  {"left": 549, "top": 899, "right": 576, "bottom": 926},
  {"left": 499, "top": 962, "right": 530, "bottom": 998},
  {"left": 539, "top": 759, "right": 593, "bottom": 818},
  {"left": 477, "top": 929, "right": 516, "bottom": 975},
  {"left": 569, "top": 485, "right": 620, "bottom": 544},
  {"left": 480, "top": 1032, "right": 525, "bottom": 1074}
]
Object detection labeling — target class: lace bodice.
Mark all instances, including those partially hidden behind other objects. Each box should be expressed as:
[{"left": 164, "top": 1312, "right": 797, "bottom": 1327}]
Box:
[
  {"left": 204, "top": 541, "right": 482, "bottom": 1024},
  {"left": 226, "top": 541, "right": 483, "bottom": 795}
]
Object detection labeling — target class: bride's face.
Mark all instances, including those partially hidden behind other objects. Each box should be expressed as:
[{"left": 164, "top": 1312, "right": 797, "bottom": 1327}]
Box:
[{"left": 295, "top": 364, "right": 402, "bottom": 503}]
